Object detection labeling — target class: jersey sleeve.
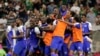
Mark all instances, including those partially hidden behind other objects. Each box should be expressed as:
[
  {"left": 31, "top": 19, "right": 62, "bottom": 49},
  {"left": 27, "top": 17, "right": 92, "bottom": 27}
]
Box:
[
  {"left": 18, "top": 25, "right": 24, "bottom": 32},
  {"left": 34, "top": 27, "right": 40, "bottom": 34},
  {"left": 73, "top": 23, "right": 80, "bottom": 29},
  {"left": 88, "top": 22, "right": 92, "bottom": 31},
  {"left": 53, "top": 20, "right": 57, "bottom": 25},
  {"left": 6, "top": 26, "right": 11, "bottom": 33}
]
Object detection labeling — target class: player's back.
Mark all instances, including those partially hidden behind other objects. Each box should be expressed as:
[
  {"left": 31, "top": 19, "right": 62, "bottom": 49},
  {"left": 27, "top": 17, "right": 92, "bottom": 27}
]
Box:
[
  {"left": 53, "top": 20, "right": 67, "bottom": 38},
  {"left": 72, "top": 23, "right": 83, "bottom": 42}
]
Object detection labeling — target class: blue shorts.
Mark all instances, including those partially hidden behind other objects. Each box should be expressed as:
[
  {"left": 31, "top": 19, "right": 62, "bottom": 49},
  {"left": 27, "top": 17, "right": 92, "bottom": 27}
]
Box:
[
  {"left": 83, "top": 37, "right": 91, "bottom": 52},
  {"left": 6, "top": 40, "right": 12, "bottom": 50},
  {"left": 62, "top": 43, "right": 68, "bottom": 56},
  {"left": 70, "top": 42, "right": 83, "bottom": 51},
  {"left": 28, "top": 39, "right": 39, "bottom": 52},
  {"left": 45, "top": 46, "right": 50, "bottom": 55},
  {"left": 14, "top": 40, "right": 26, "bottom": 56},
  {"left": 51, "top": 36, "right": 64, "bottom": 51},
  {"left": 59, "top": 43, "right": 68, "bottom": 56},
  {"left": 29, "top": 43, "right": 38, "bottom": 52}
]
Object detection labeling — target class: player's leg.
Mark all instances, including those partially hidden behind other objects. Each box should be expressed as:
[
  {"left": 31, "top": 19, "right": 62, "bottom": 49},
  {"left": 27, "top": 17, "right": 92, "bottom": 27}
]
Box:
[
  {"left": 69, "top": 42, "right": 75, "bottom": 56},
  {"left": 58, "top": 47, "right": 63, "bottom": 56},
  {"left": 28, "top": 44, "right": 35, "bottom": 56},
  {"left": 83, "top": 41, "right": 91, "bottom": 56},
  {"left": 6, "top": 39, "right": 13, "bottom": 56},
  {"left": 76, "top": 42, "right": 83, "bottom": 56},
  {"left": 51, "top": 36, "right": 62, "bottom": 56},
  {"left": 50, "top": 37, "right": 58, "bottom": 56},
  {"left": 44, "top": 46, "right": 50, "bottom": 56},
  {"left": 20, "top": 47, "right": 26, "bottom": 56},
  {"left": 38, "top": 39, "right": 45, "bottom": 56},
  {"left": 7, "top": 49, "right": 13, "bottom": 56},
  {"left": 56, "top": 37, "right": 64, "bottom": 56},
  {"left": 58, "top": 43, "right": 65, "bottom": 56},
  {"left": 13, "top": 41, "right": 26, "bottom": 56},
  {"left": 62, "top": 43, "right": 69, "bottom": 56}
]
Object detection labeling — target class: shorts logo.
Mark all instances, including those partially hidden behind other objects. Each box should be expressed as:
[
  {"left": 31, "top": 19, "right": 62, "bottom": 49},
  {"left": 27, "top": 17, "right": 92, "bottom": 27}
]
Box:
[
  {"left": 78, "top": 47, "right": 80, "bottom": 49},
  {"left": 30, "top": 32, "right": 32, "bottom": 34},
  {"left": 64, "top": 52, "right": 67, "bottom": 54},
  {"left": 87, "top": 48, "right": 89, "bottom": 51}
]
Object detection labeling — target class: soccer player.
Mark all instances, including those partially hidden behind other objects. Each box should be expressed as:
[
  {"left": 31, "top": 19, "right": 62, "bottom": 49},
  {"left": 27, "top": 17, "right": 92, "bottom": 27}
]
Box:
[
  {"left": 67, "top": 16, "right": 83, "bottom": 56},
  {"left": 52, "top": 8, "right": 59, "bottom": 26},
  {"left": 43, "top": 18, "right": 54, "bottom": 56},
  {"left": 6, "top": 24, "right": 13, "bottom": 52},
  {"left": 41, "top": 10, "right": 71, "bottom": 56},
  {"left": 27, "top": 18, "right": 40, "bottom": 56},
  {"left": 81, "top": 14, "right": 92, "bottom": 56},
  {"left": 59, "top": 28, "right": 72, "bottom": 56},
  {"left": 13, "top": 18, "right": 26, "bottom": 56},
  {"left": 6, "top": 21, "right": 17, "bottom": 56},
  {"left": 49, "top": 12, "right": 71, "bottom": 56}
]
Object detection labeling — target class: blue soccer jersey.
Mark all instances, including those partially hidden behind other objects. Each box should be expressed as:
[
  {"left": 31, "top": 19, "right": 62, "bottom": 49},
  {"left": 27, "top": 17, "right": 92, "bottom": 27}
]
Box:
[
  {"left": 6, "top": 26, "right": 13, "bottom": 50},
  {"left": 82, "top": 21, "right": 92, "bottom": 52},
  {"left": 28, "top": 27, "right": 40, "bottom": 52},
  {"left": 13, "top": 25, "right": 26, "bottom": 56}
]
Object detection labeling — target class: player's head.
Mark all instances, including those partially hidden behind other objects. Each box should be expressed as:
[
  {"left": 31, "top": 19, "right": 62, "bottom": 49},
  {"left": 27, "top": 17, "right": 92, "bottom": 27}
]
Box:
[
  {"left": 70, "top": 11, "right": 76, "bottom": 17},
  {"left": 16, "top": 18, "right": 23, "bottom": 26},
  {"left": 69, "top": 11, "right": 77, "bottom": 22},
  {"left": 11, "top": 20, "right": 16, "bottom": 28},
  {"left": 16, "top": 18, "right": 23, "bottom": 23},
  {"left": 46, "top": 18, "right": 54, "bottom": 25},
  {"left": 81, "top": 14, "right": 87, "bottom": 22},
  {"left": 73, "top": 15, "right": 81, "bottom": 23},
  {"left": 65, "top": 11, "right": 71, "bottom": 19},
  {"left": 53, "top": 7, "right": 59, "bottom": 15},
  {"left": 30, "top": 17, "right": 36, "bottom": 26}
]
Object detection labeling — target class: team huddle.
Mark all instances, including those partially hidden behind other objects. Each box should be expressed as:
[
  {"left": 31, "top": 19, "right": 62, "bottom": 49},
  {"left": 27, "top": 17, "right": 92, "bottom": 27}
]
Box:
[{"left": 6, "top": 8, "right": 92, "bottom": 56}]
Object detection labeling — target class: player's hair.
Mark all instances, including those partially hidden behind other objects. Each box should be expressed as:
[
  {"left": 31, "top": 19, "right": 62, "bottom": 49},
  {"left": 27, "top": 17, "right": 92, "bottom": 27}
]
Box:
[
  {"left": 74, "top": 15, "right": 82, "bottom": 23},
  {"left": 46, "top": 18, "right": 54, "bottom": 24},
  {"left": 70, "top": 11, "right": 76, "bottom": 17},
  {"left": 16, "top": 17, "right": 24, "bottom": 24},
  {"left": 81, "top": 14, "right": 86, "bottom": 17},
  {"left": 19, "top": 18, "right": 24, "bottom": 23},
  {"left": 65, "top": 28, "right": 72, "bottom": 34}
]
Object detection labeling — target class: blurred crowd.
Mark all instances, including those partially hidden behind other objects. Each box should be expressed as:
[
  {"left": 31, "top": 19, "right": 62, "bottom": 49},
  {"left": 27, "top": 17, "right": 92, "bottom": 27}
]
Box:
[{"left": 0, "top": 0, "right": 100, "bottom": 27}]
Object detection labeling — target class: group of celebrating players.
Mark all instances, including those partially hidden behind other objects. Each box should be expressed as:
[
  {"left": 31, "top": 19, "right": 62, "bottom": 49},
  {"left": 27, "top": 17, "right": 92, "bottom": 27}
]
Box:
[{"left": 6, "top": 7, "right": 92, "bottom": 56}]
